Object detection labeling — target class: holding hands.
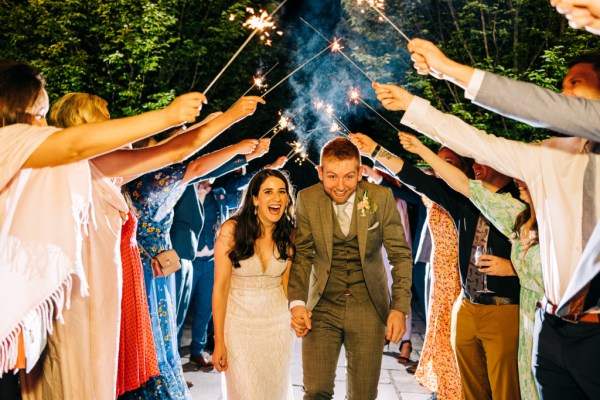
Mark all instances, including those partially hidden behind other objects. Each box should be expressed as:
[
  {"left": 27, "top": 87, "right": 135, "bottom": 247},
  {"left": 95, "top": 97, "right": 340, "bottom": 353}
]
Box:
[{"left": 290, "top": 306, "right": 312, "bottom": 338}]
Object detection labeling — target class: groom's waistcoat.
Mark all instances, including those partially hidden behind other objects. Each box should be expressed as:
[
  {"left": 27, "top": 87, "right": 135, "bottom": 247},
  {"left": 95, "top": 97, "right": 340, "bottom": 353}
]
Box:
[{"left": 322, "top": 204, "right": 369, "bottom": 303}]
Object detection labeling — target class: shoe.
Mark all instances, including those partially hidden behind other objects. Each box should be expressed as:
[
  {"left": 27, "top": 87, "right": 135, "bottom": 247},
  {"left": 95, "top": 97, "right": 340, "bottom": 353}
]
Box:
[
  {"left": 405, "top": 360, "right": 419, "bottom": 375},
  {"left": 397, "top": 340, "right": 413, "bottom": 364},
  {"left": 189, "top": 353, "right": 214, "bottom": 372},
  {"left": 186, "top": 380, "right": 194, "bottom": 388}
]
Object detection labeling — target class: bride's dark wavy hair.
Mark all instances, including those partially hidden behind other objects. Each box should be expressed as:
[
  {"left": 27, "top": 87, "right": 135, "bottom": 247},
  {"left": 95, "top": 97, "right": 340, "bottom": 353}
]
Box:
[{"left": 228, "top": 169, "right": 296, "bottom": 268}]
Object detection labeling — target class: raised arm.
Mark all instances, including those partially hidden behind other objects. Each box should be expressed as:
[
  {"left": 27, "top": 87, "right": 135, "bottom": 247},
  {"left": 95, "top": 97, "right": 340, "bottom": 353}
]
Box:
[
  {"left": 24, "top": 92, "right": 206, "bottom": 168},
  {"left": 91, "top": 96, "right": 265, "bottom": 178},
  {"left": 406, "top": 38, "right": 600, "bottom": 140},
  {"left": 212, "top": 219, "right": 235, "bottom": 372},
  {"left": 182, "top": 138, "right": 268, "bottom": 184},
  {"left": 399, "top": 132, "right": 470, "bottom": 196},
  {"left": 349, "top": 132, "right": 405, "bottom": 174}
]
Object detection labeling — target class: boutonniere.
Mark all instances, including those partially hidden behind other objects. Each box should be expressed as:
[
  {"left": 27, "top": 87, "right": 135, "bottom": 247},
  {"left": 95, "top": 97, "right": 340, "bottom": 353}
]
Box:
[{"left": 357, "top": 191, "right": 378, "bottom": 217}]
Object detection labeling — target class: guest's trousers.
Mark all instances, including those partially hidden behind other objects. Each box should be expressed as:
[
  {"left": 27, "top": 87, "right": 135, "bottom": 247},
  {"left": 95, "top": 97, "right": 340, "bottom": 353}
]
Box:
[
  {"left": 302, "top": 295, "right": 386, "bottom": 400},
  {"left": 453, "top": 297, "right": 520, "bottom": 400},
  {"left": 189, "top": 258, "right": 215, "bottom": 356},
  {"left": 534, "top": 310, "right": 600, "bottom": 400}
]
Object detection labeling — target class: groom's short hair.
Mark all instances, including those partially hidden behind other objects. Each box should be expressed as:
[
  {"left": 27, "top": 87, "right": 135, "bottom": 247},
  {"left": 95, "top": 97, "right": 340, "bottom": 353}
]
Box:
[{"left": 320, "top": 137, "right": 360, "bottom": 164}]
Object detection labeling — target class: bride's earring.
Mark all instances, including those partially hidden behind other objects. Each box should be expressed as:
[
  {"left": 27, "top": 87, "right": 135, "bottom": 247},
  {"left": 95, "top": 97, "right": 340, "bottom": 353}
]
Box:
[{"left": 254, "top": 205, "right": 258, "bottom": 215}]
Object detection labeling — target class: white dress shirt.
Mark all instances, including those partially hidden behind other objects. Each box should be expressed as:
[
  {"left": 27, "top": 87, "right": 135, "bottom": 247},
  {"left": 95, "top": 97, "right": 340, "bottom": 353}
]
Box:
[{"left": 401, "top": 95, "right": 600, "bottom": 308}]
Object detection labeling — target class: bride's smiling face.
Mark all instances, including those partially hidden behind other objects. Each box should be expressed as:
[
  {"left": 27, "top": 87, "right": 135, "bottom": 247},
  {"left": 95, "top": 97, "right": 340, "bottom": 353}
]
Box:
[{"left": 253, "top": 176, "right": 289, "bottom": 227}]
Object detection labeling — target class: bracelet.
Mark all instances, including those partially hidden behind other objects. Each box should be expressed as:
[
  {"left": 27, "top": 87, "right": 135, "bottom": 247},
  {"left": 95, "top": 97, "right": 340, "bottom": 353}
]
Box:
[{"left": 370, "top": 144, "right": 382, "bottom": 159}]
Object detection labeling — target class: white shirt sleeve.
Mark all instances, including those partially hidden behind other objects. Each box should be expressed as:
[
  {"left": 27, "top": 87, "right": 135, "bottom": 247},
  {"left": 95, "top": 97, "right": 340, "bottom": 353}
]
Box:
[{"left": 464, "top": 69, "right": 486, "bottom": 101}]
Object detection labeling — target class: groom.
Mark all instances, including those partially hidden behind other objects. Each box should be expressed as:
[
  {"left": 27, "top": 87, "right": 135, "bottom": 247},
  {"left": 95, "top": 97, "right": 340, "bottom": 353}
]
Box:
[{"left": 288, "top": 137, "right": 413, "bottom": 399}]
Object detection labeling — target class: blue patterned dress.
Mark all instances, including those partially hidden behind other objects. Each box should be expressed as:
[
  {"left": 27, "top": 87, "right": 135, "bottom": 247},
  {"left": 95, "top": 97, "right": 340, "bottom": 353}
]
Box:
[{"left": 122, "top": 164, "right": 191, "bottom": 400}]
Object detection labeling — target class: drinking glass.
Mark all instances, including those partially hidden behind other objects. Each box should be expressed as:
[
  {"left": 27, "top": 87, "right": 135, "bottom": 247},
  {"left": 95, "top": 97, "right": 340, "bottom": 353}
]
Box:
[{"left": 475, "top": 245, "right": 495, "bottom": 294}]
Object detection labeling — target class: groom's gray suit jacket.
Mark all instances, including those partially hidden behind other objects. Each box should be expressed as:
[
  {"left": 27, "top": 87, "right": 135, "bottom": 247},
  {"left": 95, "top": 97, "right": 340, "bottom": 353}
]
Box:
[{"left": 288, "top": 180, "right": 412, "bottom": 324}]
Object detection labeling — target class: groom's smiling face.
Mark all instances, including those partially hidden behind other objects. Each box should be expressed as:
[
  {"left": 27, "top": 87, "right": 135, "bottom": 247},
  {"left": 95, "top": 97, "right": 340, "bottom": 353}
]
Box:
[{"left": 318, "top": 156, "right": 363, "bottom": 204}]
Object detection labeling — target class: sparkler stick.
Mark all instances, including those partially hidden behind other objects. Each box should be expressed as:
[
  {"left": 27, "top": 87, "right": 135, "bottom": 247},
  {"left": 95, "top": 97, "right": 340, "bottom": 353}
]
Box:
[
  {"left": 203, "top": 0, "right": 289, "bottom": 94},
  {"left": 299, "top": 18, "right": 374, "bottom": 83},
  {"left": 258, "top": 103, "right": 309, "bottom": 139},
  {"left": 363, "top": 1, "right": 410, "bottom": 42},
  {"left": 325, "top": 72, "right": 401, "bottom": 132},
  {"left": 261, "top": 44, "right": 332, "bottom": 98}
]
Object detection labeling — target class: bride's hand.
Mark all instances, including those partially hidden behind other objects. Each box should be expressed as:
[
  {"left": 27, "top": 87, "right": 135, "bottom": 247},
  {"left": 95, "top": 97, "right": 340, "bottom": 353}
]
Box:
[{"left": 212, "top": 343, "right": 228, "bottom": 372}]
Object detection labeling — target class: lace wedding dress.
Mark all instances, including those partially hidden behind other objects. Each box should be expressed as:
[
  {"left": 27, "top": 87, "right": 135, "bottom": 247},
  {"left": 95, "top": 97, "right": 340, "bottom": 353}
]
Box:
[{"left": 222, "top": 253, "right": 295, "bottom": 400}]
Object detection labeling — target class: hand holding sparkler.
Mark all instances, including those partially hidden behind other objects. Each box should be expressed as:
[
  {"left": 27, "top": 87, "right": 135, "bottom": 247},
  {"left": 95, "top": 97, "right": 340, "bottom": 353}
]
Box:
[
  {"left": 407, "top": 39, "right": 475, "bottom": 88},
  {"left": 246, "top": 138, "right": 271, "bottom": 161},
  {"left": 163, "top": 92, "right": 207, "bottom": 126},
  {"left": 228, "top": 95, "right": 266, "bottom": 121},
  {"left": 348, "top": 132, "right": 379, "bottom": 156},
  {"left": 372, "top": 82, "right": 414, "bottom": 111},
  {"left": 265, "top": 155, "right": 288, "bottom": 170}
]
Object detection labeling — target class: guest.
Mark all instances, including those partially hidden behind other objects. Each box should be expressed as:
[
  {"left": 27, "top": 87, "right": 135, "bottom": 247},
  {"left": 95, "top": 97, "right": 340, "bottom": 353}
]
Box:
[
  {"left": 35, "top": 92, "right": 263, "bottom": 399},
  {"left": 355, "top": 136, "right": 471, "bottom": 399},
  {"left": 376, "top": 41, "right": 600, "bottom": 398},
  {"left": 0, "top": 60, "right": 204, "bottom": 399},
  {"left": 401, "top": 132, "right": 543, "bottom": 400},
  {"left": 212, "top": 169, "right": 296, "bottom": 399},
  {"left": 351, "top": 132, "right": 521, "bottom": 400}
]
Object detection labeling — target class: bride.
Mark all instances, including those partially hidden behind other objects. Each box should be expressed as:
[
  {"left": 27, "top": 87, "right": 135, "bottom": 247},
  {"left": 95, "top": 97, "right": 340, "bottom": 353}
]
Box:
[{"left": 212, "top": 169, "right": 296, "bottom": 400}]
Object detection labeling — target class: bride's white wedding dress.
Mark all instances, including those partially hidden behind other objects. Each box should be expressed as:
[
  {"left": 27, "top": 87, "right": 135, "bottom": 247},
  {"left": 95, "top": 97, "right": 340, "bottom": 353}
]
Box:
[{"left": 222, "top": 253, "right": 295, "bottom": 400}]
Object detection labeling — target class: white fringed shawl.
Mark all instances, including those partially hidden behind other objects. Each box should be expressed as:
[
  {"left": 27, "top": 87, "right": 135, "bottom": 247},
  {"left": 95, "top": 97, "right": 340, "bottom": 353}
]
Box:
[{"left": 0, "top": 124, "right": 92, "bottom": 372}]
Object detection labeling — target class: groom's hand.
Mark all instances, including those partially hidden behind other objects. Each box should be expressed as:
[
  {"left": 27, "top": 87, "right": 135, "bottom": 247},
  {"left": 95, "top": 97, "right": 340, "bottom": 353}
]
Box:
[
  {"left": 291, "top": 305, "right": 312, "bottom": 337},
  {"left": 385, "top": 310, "right": 407, "bottom": 344}
]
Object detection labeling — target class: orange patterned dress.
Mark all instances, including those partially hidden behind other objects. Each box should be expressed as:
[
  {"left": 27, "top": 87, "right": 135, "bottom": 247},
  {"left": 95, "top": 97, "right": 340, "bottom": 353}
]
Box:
[
  {"left": 116, "top": 210, "right": 160, "bottom": 397},
  {"left": 415, "top": 199, "right": 463, "bottom": 399}
]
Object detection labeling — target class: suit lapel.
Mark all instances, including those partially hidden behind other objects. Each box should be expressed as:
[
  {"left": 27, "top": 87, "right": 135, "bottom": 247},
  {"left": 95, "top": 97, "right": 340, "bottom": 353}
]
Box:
[
  {"left": 317, "top": 189, "right": 334, "bottom": 264},
  {"left": 356, "top": 184, "right": 368, "bottom": 266}
]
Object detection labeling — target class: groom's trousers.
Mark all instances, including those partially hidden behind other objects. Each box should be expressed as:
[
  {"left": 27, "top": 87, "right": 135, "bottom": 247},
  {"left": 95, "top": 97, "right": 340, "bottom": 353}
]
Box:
[{"left": 301, "top": 294, "right": 386, "bottom": 400}]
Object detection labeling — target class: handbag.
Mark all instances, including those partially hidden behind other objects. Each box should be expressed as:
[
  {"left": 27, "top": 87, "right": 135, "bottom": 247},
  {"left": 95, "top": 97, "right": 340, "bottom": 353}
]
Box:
[
  {"left": 151, "top": 249, "right": 182, "bottom": 278},
  {"left": 140, "top": 245, "right": 182, "bottom": 278}
]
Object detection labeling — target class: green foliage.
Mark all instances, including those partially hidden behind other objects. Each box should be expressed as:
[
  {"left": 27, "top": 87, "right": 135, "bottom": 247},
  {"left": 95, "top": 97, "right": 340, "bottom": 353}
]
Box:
[{"left": 341, "top": 0, "right": 600, "bottom": 149}]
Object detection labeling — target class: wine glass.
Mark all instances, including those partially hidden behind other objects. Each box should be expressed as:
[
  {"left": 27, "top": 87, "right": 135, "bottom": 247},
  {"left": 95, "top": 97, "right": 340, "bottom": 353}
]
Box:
[{"left": 475, "top": 245, "right": 495, "bottom": 294}]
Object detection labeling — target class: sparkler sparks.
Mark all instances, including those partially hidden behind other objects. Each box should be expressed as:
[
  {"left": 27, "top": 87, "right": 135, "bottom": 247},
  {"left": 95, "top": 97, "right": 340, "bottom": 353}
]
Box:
[
  {"left": 359, "top": 0, "right": 410, "bottom": 42},
  {"left": 300, "top": 18, "right": 375, "bottom": 83},
  {"left": 203, "top": 0, "right": 289, "bottom": 94},
  {"left": 349, "top": 88, "right": 361, "bottom": 104},
  {"left": 243, "top": 9, "right": 275, "bottom": 32}
]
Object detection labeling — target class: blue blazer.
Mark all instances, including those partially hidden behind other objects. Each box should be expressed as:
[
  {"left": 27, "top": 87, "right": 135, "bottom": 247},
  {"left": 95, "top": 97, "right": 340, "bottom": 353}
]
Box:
[{"left": 170, "top": 155, "right": 247, "bottom": 260}]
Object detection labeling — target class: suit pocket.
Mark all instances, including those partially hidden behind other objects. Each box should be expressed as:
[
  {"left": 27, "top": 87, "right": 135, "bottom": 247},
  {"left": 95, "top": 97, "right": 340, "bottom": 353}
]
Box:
[{"left": 368, "top": 221, "right": 380, "bottom": 231}]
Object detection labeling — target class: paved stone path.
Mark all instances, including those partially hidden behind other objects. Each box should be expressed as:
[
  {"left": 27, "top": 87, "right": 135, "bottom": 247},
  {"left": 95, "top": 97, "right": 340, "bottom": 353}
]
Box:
[{"left": 181, "top": 314, "right": 433, "bottom": 399}]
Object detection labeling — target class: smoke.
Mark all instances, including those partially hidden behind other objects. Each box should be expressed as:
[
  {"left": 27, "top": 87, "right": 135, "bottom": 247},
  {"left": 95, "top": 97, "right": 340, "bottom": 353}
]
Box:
[{"left": 273, "top": 0, "right": 411, "bottom": 160}]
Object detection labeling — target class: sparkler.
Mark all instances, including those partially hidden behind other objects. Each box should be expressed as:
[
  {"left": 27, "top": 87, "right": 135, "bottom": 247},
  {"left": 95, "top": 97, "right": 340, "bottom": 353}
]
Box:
[
  {"left": 258, "top": 103, "right": 308, "bottom": 139},
  {"left": 285, "top": 140, "right": 306, "bottom": 159},
  {"left": 300, "top": 17, "right": 375, "bottom": 83},
  {"left": 360, "top": 0, "right": 410, "bottom": 42},
  {"left": 237, "top": 62, "right": 280, "bottom": 99},
  {"left": 325, "top": 72, "right": 401, "bottom": 132},
  {"left": 203, "top": 0, "right": 289, "bottom": 94},
  {"left": 261, "top": 44, "right": 332, "bottom": 98}
]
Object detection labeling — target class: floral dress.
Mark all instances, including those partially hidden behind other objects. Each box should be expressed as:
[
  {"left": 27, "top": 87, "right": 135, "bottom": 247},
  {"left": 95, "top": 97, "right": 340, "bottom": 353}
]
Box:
[
  {"left": 122, "top": 164, "right": 191, "bottom": 400},
  {"left": 469, "top": 180, "right": 543, "bottom": 400},
  {"left": 415, "top": 198, "right": 463, "bottom": 399}
]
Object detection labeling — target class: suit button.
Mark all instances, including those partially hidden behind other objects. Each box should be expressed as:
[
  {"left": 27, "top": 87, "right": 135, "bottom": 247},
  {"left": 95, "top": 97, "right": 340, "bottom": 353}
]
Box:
[{"left": 318, "top": 292, "right": 322, "bottom": 296}]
